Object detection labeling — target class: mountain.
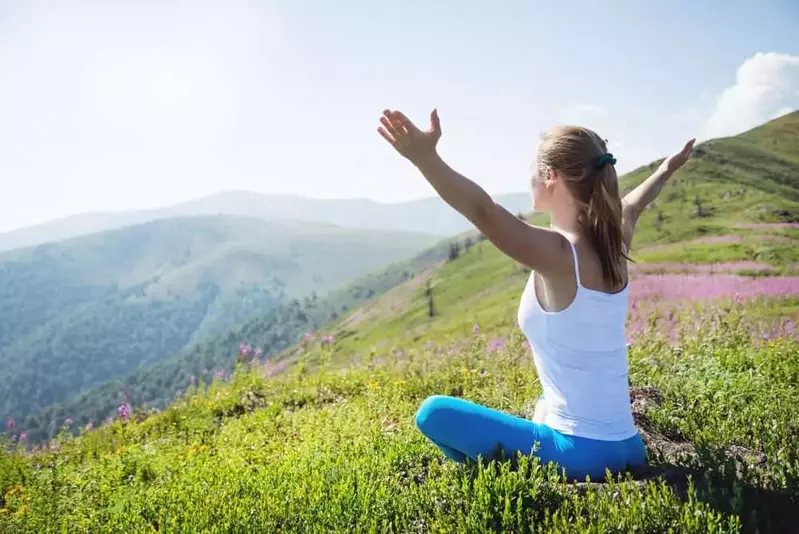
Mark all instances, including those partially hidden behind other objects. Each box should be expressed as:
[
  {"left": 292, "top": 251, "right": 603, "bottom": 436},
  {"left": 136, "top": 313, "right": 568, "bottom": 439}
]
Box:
[
  {"left": 21, "top": 111, "right": 799, "bottom": 444},
  {"left": 0, "top": 191, "right": 533, "bottom": 251},
  {"left": 0, "top": 215, "right": 437, "bottom": 428},
  {"left": 3, "top": 112, "right": 798, "bottom": 533}
]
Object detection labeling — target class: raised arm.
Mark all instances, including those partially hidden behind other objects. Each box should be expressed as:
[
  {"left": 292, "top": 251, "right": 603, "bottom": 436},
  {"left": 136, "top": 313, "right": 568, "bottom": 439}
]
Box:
[
  {"left": 621, "top": 138, "right": 695, "bottom": 247},
  {"left": 377, "top": 109, "right": 572, "bottom": 275}
]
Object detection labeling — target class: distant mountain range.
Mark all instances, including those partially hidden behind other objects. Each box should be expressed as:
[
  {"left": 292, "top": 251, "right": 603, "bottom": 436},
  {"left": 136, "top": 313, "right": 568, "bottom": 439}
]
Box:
[
  {"left": 0, "top": 215, "right": 437, "bottom": 428},
  {"left": 0, "top": 191, "right": 532, "bottom": 252}
]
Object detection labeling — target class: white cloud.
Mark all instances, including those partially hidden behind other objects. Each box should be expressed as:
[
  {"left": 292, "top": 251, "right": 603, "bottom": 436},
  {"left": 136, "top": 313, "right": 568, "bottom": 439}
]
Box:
[{"left": 700, "top": 52, "right": 799, "bottom": 140}]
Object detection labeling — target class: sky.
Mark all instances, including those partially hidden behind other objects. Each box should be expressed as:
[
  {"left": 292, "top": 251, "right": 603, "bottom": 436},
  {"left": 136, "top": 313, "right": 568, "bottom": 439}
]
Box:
[{"left": 0, "top": 0, "right": 798, "bottom": 233}]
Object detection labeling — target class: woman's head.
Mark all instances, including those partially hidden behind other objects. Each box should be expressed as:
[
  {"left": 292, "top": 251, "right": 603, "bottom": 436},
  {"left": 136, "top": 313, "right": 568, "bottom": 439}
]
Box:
[{"left": 532, "top": 125, "right": 628, "bottom": 289}]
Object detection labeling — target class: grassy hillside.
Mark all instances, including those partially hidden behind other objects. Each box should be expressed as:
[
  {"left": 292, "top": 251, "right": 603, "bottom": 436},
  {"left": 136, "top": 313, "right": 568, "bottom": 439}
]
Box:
[
  {"left": 1, "top": 113, "right": 798, "bottom": 532},
  {"left": 0, "top": 215, "right": 436, "bottom": 432},
  {"left": 0, "top": 190, "right": 533, "bottom": 251},
  {"left": 19, "top": 237, "right": 458, "bottom": 443}
]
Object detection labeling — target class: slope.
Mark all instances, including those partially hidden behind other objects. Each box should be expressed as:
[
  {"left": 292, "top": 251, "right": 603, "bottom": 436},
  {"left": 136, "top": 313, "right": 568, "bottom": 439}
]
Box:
[
  {"left": 2, "top": 115, "right": 799, "bottom": 532},
  {"left": 0, "top": 191, "right": 533, "bottom": 251},
  {"left": 21, "top": 111, "right": 799, "bottom": 443},
  {"left": 0, "top": 215, "right": 437, "bottom": 429}
]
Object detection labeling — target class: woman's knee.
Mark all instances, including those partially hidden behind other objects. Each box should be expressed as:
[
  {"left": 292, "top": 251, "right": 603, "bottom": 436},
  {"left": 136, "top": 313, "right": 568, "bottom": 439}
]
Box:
[{"left": 414, "top": 395, "right": 452, "bottom": 434}]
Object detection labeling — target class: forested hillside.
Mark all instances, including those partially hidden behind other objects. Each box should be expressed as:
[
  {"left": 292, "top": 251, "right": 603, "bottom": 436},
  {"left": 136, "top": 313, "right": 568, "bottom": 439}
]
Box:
[{"left": 0, "top": 215, "right": 436, "bottom": 432}]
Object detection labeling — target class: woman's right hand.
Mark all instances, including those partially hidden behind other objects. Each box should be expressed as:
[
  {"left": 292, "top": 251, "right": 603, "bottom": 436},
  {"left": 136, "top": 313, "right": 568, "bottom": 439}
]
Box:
[
  {"left": 377, "top": 108, "right": 442, "bottom": 166},
  {"left": 660, "top": 138, "right": 696, "bottom": 174}
]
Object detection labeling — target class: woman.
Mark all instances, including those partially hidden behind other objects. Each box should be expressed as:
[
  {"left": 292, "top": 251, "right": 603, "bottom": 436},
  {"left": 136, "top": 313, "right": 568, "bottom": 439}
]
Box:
[{"left": 377, "top": 108, "right": 695, "bottom": 481}]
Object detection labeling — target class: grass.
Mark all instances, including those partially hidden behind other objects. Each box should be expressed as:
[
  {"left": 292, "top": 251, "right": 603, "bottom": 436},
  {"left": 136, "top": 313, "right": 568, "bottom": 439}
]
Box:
[{"left": 2, "top": 303, "right": 797, "bottom": 532}]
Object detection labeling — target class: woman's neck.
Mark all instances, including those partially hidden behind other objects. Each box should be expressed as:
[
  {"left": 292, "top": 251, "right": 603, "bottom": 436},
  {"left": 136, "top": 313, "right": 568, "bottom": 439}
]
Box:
[{"left": 549, "top": 204, "right": 583, "bottom": 237}]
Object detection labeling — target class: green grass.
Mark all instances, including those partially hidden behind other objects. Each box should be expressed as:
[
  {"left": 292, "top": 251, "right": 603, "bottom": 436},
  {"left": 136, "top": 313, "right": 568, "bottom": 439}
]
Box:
[
  {"left": 2, "top": 304, "right": 797, "bottom": 532},
  {"left": 634, "top": 240, "right": 799, "bottom": 267}
]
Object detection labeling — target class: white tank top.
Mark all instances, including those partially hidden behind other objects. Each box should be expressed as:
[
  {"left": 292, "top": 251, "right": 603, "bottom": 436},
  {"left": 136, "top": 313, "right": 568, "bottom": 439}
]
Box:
[{"left": 517, "top": 235, "right": 637, "bottom": 441}]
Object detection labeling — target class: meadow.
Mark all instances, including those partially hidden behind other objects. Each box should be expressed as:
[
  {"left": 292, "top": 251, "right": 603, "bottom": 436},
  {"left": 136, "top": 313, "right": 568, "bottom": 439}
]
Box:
[
  {"left": 2, "top": 113, "right": 799, "bottom": 532},
  {"left": 2, "top": 233, "right": 798, "bottom": 532}
]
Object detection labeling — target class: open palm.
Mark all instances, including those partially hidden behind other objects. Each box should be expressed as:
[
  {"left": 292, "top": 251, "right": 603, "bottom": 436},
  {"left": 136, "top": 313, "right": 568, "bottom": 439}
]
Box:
[
  {"left": 662, "top": 138, "right": 696, "bottom": 173},
  {"left": 377, "top": 109, "right": 442, "bottom": 164}
]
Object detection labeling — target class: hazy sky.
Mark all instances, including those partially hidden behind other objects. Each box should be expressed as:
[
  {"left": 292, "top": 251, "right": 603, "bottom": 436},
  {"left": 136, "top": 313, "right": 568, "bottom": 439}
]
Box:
[{"left": 1, "top": 0, "right": 798, "bottom": 232}]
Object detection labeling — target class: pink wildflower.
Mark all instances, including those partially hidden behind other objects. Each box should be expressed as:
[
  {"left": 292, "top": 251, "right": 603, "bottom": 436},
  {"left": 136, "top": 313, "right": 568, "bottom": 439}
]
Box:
[
  {"left": 64, "top": 417, "right": 73, "bottom": 426},
  {"left": 487, "top": 337, "right": 505, "bottom": 353},
  {"left": 6, "top": 418, "right": 14, "bottom": 431},
  {"left": 19, "top": 431, "right": 27, "bottom": 441},
  {"left": 118, "top": 402, "right": 131, "bottom": 421}
]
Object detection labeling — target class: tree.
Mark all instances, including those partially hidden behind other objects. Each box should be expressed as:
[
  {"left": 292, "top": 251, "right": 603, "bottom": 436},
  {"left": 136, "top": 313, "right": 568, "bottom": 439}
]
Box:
[
  {"left": 425, "top": 280, "right": 436, "bottom": 318},
  {"left": 448, "top": 242, "right": 461, "bottom": 261}
]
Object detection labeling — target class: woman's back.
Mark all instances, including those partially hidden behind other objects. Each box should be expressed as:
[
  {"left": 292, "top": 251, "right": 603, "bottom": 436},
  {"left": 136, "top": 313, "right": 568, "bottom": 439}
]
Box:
[{"left": 517, "top": 234, "right": 637, "bottom": 441}]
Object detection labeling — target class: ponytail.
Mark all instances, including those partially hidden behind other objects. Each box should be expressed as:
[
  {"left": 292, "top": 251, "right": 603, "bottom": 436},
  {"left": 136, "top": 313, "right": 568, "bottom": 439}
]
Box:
[
  {"left": 584, "top": 163, "right": 628, "bottom": 289},
  {"left": 537, "top": 126, "right": 630, "bottom": 290}
]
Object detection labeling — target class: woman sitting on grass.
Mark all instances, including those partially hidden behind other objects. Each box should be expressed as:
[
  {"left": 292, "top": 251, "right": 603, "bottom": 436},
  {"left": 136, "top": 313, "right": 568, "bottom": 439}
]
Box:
[{"left": 377, "top": 108, "right": 694, "bottom": 481}]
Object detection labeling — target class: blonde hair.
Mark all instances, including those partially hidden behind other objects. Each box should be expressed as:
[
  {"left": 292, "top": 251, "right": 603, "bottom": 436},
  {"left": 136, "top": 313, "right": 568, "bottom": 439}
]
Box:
[{"left": 537, "top": 126, "right": 628, "bottom": 289}]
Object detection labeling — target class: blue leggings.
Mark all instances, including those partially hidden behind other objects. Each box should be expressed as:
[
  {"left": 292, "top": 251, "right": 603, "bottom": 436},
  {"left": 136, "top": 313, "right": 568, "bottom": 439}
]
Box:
[{"left": 415, "top": 395, "right": 646, "bottom": 481}]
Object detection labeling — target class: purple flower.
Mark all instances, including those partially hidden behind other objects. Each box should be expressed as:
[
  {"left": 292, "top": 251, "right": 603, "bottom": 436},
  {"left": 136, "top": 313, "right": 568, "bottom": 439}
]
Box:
[
  {"left": 18, "top": 431, "right": 27, "bottom": 442},
  {"left": 487, "top": 337, "right": 505, "bottom": 353},
  {"left": 473, "top": 324, "right": 480, "bottom": 334},
  {"left": 118, "top": 402, "right": 131, "bottom": 421},
  {"left": 85, "top": 423, "right": 93, "bottom": 431},
  {"left": 64, "top": 417, "right": 73, "bottom": 426},
  {"left": 238, "top": 343, "right": 252, "bottom": 357},
  {"left": 321, "top": 335, "right": 334, "bottom": 345},
  {"left": 254, "top": 348, "right": 263, "bottom": 358},
  {"left": 304, "top": 332, "right": 313, "bottom": 343},
  {"left": 6, "top": 418, "right": 14, "bottom": 431},
  {"left": 214, "top": 369, "right": 225, "bottom": 379}
]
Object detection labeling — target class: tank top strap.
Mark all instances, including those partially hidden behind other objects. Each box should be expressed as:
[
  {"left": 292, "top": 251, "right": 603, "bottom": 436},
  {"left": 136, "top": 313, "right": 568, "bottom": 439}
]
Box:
[{"left": 563, "top": 236, "right": 583, "bottom": 289}]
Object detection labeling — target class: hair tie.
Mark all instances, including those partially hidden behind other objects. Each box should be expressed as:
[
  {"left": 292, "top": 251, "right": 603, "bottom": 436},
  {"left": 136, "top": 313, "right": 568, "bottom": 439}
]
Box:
[{"left": 594, "top": 153, "right": 616, "bottom": 169}]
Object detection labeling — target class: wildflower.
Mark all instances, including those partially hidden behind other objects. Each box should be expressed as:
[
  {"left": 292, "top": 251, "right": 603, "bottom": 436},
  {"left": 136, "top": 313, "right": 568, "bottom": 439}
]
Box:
[
  {"left": 487, "top": 337, "right": 505, "bottom": 353},
  {"left": 254, "top": 348, "right": 263, "bottom": 359},
  {"left": 214, "top": 369, "right": 225, "bottom": 379},
  {"left": 64, "top": 417, "right": 73, "bottom": 426},
  {"left": 18, "top": 431, "right": 27, "bottom": 442},
  {"left": 6, "top": 418, "right": 13, "bottom": 431},
  {"left": 189, "top": 375, "right": 196, "bottom": 385},
  {"left": 304, "top": 332, "right": 313, "bottom": 343},
  {"left": 321, "top": 335, "right": 334, "bottom": 345},
  {"left": 85, "top": 423, "right": 93, "bottom": 432},
  {"left": 118, "top": 402, "right": 131, "bottom": 421},
  {"left": 425, "top": 340, "right": 433, "bottom": 350},
  {"left": 473, "top": 324, "right": 480, "bottom": 334},
  {"left": 238, "top": 343, "right": 252, "bottom": 357}
]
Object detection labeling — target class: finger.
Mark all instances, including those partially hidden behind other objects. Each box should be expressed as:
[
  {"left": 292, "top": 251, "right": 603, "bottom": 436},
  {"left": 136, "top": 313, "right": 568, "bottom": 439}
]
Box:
[
  {"left": 385, "top": 110, "right": 414, "bottom": 137},
  {"left": 380, "top": 115, "right": 403, "bottom": 140},
  {"left": 377, "top": 126, "right": 397, "bottom": 146},
  {"left": 430, "top": 108, "right": 441, "bottom": 136}
]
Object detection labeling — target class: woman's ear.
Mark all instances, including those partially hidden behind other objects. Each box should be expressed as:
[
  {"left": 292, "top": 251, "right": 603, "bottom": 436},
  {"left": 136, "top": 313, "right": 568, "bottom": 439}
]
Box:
[{"left": 544, "top": 167, "right": 558, "bottom": 186}]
